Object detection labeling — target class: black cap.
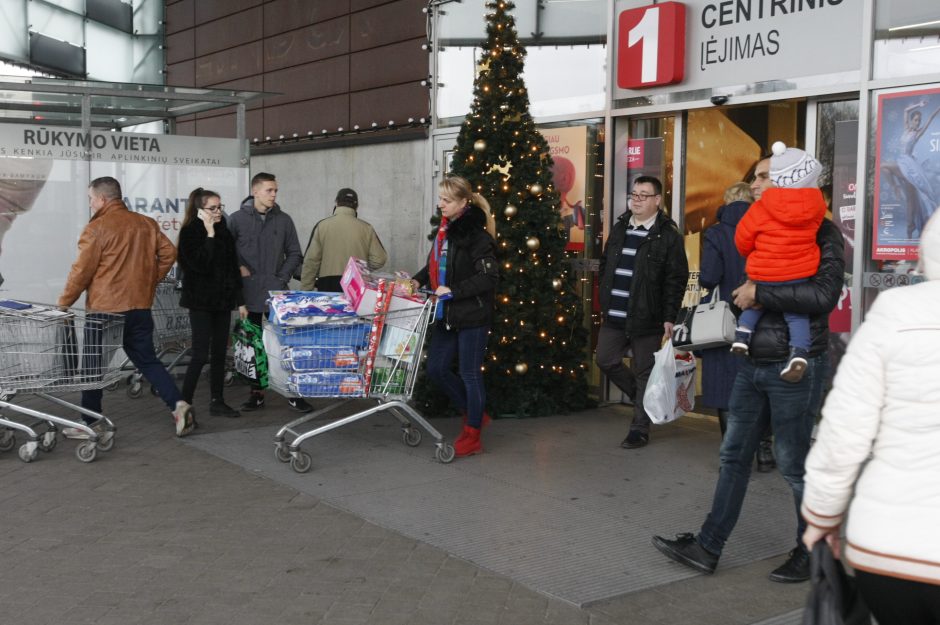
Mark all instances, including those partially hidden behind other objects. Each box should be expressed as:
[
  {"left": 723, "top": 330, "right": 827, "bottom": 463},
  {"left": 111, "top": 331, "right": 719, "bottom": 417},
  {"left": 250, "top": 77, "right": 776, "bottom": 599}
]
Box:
[{"left": 335, "top": 188, "right": 358, "bottom": 209}]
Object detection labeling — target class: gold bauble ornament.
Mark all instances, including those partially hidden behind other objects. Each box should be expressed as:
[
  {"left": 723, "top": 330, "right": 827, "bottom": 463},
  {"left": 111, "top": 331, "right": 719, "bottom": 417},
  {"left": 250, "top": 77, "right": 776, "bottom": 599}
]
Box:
[
  {"left": 473, "top": 139, "right": 487, "bottom": 152},
  {"left": 503, "top": 204, "right": 518, "bottom": 217},
  {"left": 552, "top": 278, "right": 562, "bottom": 290},
  {"left": 529, "top": 183, "right": 543, "bottom": 195},
  {"left": 514, "top": 363, "right": 528, "bottom": 375},
  {"left": 526, "top": 237, "right": 541, "bottom": 251}
]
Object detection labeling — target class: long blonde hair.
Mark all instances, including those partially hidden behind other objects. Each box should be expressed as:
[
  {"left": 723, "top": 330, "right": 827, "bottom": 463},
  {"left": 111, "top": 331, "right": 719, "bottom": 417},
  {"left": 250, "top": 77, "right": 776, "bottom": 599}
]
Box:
[{"left": 440, "top": 175, "right": 496, "bottom": 238}]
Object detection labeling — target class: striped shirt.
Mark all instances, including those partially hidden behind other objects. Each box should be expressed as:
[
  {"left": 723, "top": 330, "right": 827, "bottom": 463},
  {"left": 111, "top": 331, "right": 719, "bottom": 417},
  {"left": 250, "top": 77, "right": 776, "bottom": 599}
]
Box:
[{"left": 607, "top": 214, "right": 655, "bottom": 327}]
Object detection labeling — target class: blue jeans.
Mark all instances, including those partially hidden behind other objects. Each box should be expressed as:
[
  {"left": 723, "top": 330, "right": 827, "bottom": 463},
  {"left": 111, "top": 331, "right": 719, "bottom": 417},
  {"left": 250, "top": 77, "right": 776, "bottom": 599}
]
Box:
[
  {"left": 697, "top": 352, "right": 828, "bottom": 556},
  {"left": 738, "top": 279, "right": 811, "bottom": 351},
  {"left": 425, "top": 324, "right": 489, "bottom": 427},
  {"left": 82, "top": 309, "right": 182, "bottom": 418}
]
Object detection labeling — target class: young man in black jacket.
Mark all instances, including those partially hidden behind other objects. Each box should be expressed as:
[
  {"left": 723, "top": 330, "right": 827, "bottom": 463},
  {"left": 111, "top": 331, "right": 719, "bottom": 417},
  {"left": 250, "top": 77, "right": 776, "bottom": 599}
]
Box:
[
  {"left": 652, "top": 153, "right": 845, "bottom": 584},
  {"left": 597, "top": 176, "right": 689, "bottom": 449}
]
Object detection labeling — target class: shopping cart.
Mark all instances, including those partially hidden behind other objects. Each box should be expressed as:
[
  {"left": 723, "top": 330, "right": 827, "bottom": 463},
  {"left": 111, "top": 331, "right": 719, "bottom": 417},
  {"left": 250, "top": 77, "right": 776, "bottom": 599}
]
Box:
[
  {"left": 0, "top": 300, "right": 122, "bottom": 463},
  {"left": 270, "top": 292, "right": 455, "bottom": 473}
]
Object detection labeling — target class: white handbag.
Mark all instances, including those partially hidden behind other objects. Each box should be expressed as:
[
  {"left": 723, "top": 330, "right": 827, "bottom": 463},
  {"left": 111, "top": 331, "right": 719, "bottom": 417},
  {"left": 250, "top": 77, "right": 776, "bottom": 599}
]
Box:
[{"left": 671, "top": 285, "right": 737, "bottom": 351}]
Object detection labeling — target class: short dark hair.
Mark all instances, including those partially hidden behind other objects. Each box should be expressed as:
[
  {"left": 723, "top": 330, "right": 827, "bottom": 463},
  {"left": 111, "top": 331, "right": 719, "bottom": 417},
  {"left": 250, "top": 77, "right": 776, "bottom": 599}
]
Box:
[
  {"left": 251, "top": 172, "right": 276, "bottom": 188},
  {"left": 89, "top": 176, "right": 122, "bottom": 200},
  {"left": 744, "top": 152, "right": 774, "bottom": 183},
  {"left": 632, "top": 175, "right": 662, "bottom": 196}
]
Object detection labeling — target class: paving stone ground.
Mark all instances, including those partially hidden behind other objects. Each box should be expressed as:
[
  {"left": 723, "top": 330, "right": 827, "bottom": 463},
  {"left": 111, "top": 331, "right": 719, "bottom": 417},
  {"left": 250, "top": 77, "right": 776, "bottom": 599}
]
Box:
[{"left": 0, "top": 382, "right": 808, "bottom": 625}]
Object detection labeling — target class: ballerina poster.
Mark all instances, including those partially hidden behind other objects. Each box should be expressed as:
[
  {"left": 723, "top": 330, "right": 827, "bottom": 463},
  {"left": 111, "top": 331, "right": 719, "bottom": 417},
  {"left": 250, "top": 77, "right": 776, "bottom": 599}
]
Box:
[{"left": 873, "top": 86, "right": 940, "bottom": 260}]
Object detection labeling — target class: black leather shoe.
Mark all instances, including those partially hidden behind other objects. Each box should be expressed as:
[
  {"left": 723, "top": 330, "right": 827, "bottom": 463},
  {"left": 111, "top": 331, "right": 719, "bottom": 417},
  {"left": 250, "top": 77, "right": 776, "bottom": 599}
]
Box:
[
  {"left": 768, "top": 547, "right": 810, "bottom": 583},
  {"left": 209, "top": 398, "right": 240, "bottom": 418},
  {"left": 621, "top": 431, "right": 649, "bottom": 449},
  {"left": 756, "top": 439, "right": 775, "bottom": 473},
  {"left": 651, "top": 533, "right": 718, "bottom": 574}
]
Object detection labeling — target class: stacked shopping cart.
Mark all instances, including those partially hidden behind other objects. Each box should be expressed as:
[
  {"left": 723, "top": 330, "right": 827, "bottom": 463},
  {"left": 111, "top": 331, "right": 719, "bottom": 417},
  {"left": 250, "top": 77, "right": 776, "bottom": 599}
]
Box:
[{"left": 0, "top": 300, "right": 121, "bottom": 463}]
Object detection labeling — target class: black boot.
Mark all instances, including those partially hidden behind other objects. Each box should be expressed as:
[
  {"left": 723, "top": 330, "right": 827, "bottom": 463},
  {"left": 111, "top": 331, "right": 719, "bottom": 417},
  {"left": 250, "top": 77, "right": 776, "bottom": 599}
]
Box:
[
  {"left": 768, "top": 546, "right": 810, "bottom": 583},
  {"left": 756, "top": 438, "right": 775, "bottom": 473}
]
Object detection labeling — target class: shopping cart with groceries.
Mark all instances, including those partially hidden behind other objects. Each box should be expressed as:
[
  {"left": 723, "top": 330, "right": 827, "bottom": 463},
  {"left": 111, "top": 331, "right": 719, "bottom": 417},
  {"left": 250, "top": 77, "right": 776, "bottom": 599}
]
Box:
[
  {"left": 266, "top": 281, "right": 455, "bottom": 474},
  {"left": 0, "top": 299, "right": 122, "bottom": 463}
]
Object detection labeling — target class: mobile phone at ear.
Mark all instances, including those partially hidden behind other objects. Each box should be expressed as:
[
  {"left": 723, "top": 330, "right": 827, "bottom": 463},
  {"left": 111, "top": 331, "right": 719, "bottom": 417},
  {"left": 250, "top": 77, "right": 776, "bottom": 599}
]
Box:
[{"left": 197, "top": 209, "right": 206, "bottom": 219}]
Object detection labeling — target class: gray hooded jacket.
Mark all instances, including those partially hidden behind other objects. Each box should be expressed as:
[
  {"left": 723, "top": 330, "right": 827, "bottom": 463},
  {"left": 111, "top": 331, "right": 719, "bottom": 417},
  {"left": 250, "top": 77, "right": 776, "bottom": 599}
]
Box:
[{"left": 228, "top": 196, "right": 303, "bottom": 312}]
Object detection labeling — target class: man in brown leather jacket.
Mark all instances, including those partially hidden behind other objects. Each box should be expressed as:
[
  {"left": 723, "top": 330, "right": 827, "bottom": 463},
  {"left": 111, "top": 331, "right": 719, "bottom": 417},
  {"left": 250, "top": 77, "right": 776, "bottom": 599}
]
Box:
[{"left": 58, "top": 176, "right": 195, "bottom": 437}]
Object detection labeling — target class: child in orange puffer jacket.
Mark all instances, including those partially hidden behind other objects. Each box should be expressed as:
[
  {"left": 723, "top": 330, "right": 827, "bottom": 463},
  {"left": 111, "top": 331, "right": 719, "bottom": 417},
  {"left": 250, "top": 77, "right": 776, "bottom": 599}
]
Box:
[{"left": 732, "top": 142, "right": 826, "bottom": 383}]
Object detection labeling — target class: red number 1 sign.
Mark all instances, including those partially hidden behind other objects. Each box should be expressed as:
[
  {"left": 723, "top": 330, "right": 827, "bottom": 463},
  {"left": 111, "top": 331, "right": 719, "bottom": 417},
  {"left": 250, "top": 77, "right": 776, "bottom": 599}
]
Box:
[{"left": 617, "top": 2, "right": 686, "bottom": 89}]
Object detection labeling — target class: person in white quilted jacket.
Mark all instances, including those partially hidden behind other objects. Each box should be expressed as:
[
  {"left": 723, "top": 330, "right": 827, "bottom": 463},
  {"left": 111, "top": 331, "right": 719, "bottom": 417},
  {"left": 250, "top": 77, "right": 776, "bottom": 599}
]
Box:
[{"left": 801, "top": 210, "right": 940, "bottom": 625}]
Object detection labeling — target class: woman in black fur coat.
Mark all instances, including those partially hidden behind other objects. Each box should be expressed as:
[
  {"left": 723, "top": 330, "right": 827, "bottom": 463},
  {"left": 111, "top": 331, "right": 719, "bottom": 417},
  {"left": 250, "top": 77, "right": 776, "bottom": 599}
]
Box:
[
  {"left": 177, "top": 187, "right": 247, "bottom": 418},
  {"left": 412, "top": 175, "right": 499, "bottom": 457}
]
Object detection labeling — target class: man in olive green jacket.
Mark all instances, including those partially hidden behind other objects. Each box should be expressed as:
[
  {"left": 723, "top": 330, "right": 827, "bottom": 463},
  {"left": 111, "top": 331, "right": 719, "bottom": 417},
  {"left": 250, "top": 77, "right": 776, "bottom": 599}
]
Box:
[{"left": 299, "top": 188, "right": 388, "bottom": 292}]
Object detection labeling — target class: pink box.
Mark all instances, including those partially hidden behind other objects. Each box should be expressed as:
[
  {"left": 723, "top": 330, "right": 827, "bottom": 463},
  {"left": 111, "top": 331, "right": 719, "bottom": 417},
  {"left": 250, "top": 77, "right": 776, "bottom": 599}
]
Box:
[{"left": 340, "top": 257, "right": 425, "bottom": 322}]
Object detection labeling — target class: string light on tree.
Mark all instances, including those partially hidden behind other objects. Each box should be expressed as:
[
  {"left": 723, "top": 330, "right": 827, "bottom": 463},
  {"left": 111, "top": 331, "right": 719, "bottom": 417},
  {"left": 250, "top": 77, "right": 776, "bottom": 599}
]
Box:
[{"left": 413, "top": 0, "right": 590, "bottom": 418}]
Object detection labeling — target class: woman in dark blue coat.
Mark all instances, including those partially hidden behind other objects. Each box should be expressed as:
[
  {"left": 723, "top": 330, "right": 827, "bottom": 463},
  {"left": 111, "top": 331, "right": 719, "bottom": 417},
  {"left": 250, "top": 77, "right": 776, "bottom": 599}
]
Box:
[
  {"left": 698, "top": 180, "right": 779, "bottom": 472},
  {"left": 698, "top": 183, "right": 750, "bottom": 434}
]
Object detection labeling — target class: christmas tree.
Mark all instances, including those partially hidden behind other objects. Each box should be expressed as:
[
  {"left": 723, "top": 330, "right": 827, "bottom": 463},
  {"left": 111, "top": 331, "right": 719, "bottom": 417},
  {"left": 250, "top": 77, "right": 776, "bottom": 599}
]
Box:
[{"left": 446, "top": 0, "right": 591, "bottom": 417}]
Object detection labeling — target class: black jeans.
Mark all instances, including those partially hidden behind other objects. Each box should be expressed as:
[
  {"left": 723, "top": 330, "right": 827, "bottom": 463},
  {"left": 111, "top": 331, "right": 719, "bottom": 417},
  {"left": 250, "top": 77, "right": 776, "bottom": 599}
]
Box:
[
  {"left": 856, "top": 570, "right": 940, "bottom": 625},
  {"left": 181, "top": 309, "right": 231, "bottom": 404}
]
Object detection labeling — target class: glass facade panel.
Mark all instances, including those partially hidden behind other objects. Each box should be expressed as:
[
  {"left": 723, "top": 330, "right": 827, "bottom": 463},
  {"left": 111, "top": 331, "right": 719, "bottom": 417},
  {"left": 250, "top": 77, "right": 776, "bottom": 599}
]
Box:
[
  {"left": 873, "top": 1, "right": 940, "bottom": 80},
  {"left": 436, "top": 45, "right": 606, "bottom": 124},
  {"left": 133, "top": 0, "right": 164, "bottom": 35},
  {"left": 1, "top": 0, "right": 163, "bottom": 84},
  {"left": 86, "top": 21, "right": 133, "bottom": 82},
  {"left": 28, "top": 2, "right": 84, "bottom": 45},
  {"left": 132, "top": 36, "right": 163, "bottom": 85},
  {"left": 0, "top": 3, "right": 28, "bottom": 62}
]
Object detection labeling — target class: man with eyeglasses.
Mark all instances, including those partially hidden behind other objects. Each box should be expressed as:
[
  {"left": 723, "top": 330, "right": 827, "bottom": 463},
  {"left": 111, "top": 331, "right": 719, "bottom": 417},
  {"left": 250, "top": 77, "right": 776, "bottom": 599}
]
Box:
[{"left": 597, "top": 175, "right": 689, "bottom": 449}]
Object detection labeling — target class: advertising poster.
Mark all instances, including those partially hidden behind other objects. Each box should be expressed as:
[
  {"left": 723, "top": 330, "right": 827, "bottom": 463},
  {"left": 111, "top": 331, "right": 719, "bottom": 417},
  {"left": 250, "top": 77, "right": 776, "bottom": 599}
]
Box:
[
  {"left": 0, "top": 123, "right": 247, "bottom": 305},
  {"left": 541, "top": 126, "right": 588, "bottom": 251},
  {"left": 872, "top": 87, "right": 940, "bottom": 260},
  {"left": 625, "top": 137, "right": 664, "bottom": 191},
  {"left": 829, "top": 119, "right": 857, "bottom": 334}
]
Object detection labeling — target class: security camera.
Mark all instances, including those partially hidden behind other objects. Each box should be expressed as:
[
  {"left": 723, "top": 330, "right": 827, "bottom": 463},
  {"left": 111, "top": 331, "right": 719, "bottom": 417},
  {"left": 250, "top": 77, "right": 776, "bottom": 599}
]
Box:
[{"left": 710, "top": 95, "right": 729, "bottom": 106}]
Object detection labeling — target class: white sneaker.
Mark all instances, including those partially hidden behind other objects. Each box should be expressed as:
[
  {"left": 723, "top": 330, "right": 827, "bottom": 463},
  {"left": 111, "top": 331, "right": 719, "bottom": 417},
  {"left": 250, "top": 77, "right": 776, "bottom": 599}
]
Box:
[{"left": 173, "top": 401, "right": 194, "bottom": 437}]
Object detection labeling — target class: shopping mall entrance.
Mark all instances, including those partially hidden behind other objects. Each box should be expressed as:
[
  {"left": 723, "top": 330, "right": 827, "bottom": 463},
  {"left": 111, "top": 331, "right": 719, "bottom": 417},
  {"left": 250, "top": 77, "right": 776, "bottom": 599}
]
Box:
[{"left": 600, "top": 97, "right": 859, "bottom": 401}]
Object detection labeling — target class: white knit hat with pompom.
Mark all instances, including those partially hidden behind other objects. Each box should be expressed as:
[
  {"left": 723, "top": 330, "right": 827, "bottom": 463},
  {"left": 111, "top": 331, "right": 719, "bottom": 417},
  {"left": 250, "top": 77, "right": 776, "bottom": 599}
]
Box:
[{"left": 769, "top": 141, "right": 822, "bottom": 189}]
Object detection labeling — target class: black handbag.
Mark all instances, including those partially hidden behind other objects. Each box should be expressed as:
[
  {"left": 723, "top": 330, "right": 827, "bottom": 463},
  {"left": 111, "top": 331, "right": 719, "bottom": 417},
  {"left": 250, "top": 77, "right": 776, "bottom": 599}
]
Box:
[{"left": 802, "top": 541, "right": 871, "bottom": 625}]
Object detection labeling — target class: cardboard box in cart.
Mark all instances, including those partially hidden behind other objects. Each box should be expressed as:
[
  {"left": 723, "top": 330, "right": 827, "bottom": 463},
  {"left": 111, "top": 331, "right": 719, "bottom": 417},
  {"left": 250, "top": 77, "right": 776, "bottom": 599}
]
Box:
[{"left": 340, "top": 257, "right": 425, "bottom": 328}]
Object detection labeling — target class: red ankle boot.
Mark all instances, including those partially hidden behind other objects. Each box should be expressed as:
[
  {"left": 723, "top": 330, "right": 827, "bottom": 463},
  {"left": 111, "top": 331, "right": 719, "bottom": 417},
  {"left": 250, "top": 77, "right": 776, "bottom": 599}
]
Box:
[
  {"left": 461, "top": 411, "right": 492, "bottom": 429},
  {"left": 454, "top": 425, "right": 482, "bottom": 457}
]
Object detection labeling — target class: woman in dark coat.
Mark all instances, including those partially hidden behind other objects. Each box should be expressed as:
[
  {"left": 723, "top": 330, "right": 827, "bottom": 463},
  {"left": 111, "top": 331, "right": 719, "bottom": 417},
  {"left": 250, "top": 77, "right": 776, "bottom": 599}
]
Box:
[
  {"left": 412, "top": 175, "right": 498, "bottom": 458},
  {"left": 177, "top": 188, "right": 248, "bottom": 418},
  {"left": 698, "top": 183, "right": 750, "bottom": 432},
  {"left": 698, "top": 180, "right": 778, "bottom": 471}
]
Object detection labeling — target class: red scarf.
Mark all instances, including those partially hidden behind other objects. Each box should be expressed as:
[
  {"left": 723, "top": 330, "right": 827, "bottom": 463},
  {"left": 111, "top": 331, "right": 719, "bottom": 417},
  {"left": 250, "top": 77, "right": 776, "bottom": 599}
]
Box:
[{"left": 428, "top": 216, "right": 449, "bottom": 291}]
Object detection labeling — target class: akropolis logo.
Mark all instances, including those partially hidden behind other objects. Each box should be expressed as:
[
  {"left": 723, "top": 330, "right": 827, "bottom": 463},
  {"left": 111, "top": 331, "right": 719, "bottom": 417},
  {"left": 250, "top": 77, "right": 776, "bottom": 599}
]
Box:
[{"left": 617, "top": 2, "right": 686, "bottom": 89}]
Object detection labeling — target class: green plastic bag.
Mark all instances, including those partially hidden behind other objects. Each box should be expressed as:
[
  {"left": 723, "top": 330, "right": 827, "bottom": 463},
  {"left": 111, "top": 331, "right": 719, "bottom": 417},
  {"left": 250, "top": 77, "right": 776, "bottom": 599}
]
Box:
[{"left": 231, "top": 319, "right": 269, "bottom": 389}]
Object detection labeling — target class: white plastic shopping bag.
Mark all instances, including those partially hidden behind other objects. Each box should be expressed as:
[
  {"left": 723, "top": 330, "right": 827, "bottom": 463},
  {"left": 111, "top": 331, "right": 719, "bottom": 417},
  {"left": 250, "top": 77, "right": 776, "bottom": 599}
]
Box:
[{"left": 643, "top": 342, "right": 697, "bottom": 424}]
